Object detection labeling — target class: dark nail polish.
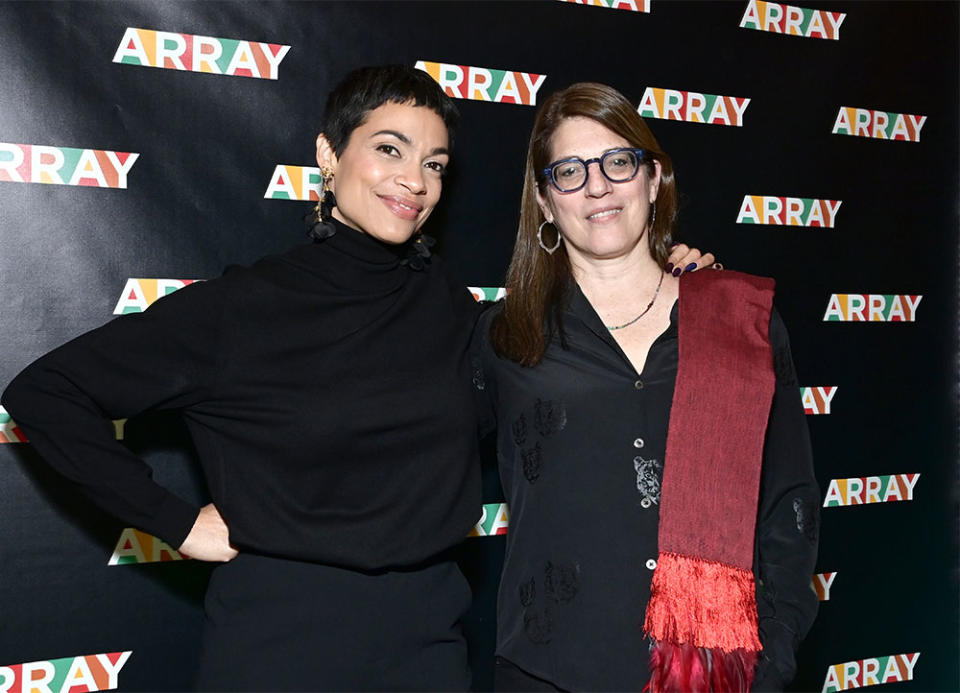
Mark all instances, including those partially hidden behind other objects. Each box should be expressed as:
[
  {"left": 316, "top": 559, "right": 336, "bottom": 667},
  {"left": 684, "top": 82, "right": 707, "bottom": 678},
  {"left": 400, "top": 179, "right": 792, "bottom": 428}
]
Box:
[
  {"left": 672, "top": 267, "right": 682, "bottom": 277},
  {"left": 684, "top": 262, "right": 697, "bottom": 273},
  {"left": 665, "top": 262, "right": 674, "bottom": 272},
  {"left": 670, "top": 241, "right": 679, "bottom": 248}
]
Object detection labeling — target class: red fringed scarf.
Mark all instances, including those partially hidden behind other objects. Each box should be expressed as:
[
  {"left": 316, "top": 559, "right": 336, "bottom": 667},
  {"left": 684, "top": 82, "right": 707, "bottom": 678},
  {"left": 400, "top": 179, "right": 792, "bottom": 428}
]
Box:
[{"left": 643, "top": 270, "right": 775, "bottom": 692}]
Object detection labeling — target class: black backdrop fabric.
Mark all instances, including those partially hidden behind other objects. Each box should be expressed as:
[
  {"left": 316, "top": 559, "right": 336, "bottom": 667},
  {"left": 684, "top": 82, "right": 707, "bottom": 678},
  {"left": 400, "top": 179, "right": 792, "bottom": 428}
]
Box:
[{"left": 0, "top": 2, "right": 957, "bottom": 691}]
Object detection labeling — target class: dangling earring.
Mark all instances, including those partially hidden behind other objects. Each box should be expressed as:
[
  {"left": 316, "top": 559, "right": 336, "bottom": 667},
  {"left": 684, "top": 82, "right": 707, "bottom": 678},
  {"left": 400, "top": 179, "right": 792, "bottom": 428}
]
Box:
[
  {"left": 648, "top": 203, "right": 657, "bottom": 230},
  {"left": 537, "top": 220, "right": 562, "bottom": 254},
  {"left": 310, "top": 166, "right": 338, "bottom": 241}
]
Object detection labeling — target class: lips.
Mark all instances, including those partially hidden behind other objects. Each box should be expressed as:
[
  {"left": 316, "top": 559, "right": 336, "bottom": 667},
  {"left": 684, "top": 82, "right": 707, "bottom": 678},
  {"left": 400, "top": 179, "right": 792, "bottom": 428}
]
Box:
[
  {"left": 586, "top": 207, "right": 622, "bottom": 222},
  {"left": 379, "top": 195, "right": 423, "bottom": 221}
]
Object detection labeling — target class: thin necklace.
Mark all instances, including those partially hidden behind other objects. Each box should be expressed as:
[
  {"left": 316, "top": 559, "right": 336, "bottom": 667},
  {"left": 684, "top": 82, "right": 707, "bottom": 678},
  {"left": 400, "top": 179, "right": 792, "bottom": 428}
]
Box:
[{"left": 605, "top": 270, "right": 665, "bottom": 331}]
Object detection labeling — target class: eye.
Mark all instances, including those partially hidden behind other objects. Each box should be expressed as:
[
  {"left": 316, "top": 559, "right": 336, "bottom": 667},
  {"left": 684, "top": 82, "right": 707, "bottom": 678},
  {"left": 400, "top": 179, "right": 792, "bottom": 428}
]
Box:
[
  {"left": 557, "top": 164, "right": 580, "bottom": 178},
  {"left": 375, "top": 143, "right": 400, "bottom": 157},
  {"left": 425, "top": 160, "right": 446, "bottom": 175}
]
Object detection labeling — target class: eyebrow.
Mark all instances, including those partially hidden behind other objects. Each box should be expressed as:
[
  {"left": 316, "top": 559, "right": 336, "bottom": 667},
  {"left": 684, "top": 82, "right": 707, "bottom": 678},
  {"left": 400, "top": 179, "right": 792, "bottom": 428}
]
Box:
[{"left": 371, "top": 130, "right": 449, "bottom": 157}]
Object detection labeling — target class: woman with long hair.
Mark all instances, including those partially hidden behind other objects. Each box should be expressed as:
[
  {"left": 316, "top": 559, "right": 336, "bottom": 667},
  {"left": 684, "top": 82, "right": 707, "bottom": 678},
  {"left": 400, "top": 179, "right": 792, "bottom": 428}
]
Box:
[{"left": 476, "top": 82, "right": 819, "bottom": 691}]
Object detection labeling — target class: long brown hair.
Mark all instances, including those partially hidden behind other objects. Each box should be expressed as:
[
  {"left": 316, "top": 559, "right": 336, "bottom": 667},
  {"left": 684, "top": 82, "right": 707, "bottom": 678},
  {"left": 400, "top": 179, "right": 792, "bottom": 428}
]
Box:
[{"left": 491, "top": 83, "right": 679, "bottom": 367}]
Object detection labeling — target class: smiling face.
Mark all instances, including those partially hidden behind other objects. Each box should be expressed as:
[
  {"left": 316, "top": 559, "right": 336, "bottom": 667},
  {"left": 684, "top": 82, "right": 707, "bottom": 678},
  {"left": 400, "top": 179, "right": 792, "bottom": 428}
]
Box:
[
  {"left": 536, "top": 116, "right": 660, "bottom": 263},
  {"left": 316, "top": 101, "right": 450, "bottom": 245}
]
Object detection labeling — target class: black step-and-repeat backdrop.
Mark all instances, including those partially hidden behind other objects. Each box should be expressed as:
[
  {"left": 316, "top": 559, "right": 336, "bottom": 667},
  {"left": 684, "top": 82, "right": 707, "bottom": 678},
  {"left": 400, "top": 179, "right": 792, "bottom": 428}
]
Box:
[{"left": 1, "top": 2, "right": 957, "bottom": 691}]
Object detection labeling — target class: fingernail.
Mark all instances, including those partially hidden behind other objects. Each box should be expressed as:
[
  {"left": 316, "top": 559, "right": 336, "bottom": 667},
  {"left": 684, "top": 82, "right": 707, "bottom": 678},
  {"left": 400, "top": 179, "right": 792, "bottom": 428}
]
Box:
[
  {"left": 684, "top": 262, "right": 697, "bottom": 273},
  {"left": 665, "top": 262, "right": 674, "bottom": 272},
  {"left": 672, "top": 267, "right": 682, "bottom": 277}
]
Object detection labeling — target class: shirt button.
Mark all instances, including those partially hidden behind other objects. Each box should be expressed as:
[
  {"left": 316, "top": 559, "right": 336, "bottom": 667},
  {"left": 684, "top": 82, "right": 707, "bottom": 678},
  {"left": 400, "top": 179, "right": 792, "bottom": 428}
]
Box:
[
  {"left": 640, "top": 498, "right": 652, "bottom": 509},
  {"left": 634, "top": 379, "right": 644, "bottom": 390},
  {"left": 633, "top": 438, "right": 644, "bottom": 448},
  {"left": 646, "top": 559, "right": 657, "bottom": 570}
]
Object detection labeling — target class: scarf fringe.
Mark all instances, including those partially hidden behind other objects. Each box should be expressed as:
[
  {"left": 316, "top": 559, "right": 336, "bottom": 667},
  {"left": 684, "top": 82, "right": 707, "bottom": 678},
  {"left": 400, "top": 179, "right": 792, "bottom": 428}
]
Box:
[
  {"left": 645, "top": 640, "right": 759, "bottom": 692},
  {"left": 643, "top": 552, "right": 761, "bottom": 690}
]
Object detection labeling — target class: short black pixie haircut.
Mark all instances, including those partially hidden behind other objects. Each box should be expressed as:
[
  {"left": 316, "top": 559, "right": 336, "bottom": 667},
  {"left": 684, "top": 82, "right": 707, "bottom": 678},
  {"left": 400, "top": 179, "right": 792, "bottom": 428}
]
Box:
[{"left": 321, "top": 65, "right": 460, "bottom": 156}]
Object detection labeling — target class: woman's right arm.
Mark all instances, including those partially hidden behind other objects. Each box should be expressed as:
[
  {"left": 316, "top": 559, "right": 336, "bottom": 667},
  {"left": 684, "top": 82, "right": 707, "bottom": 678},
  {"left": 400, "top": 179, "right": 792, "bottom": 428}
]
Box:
[{"left": 2, "top": 280, "right": 229, "bottom": 555}]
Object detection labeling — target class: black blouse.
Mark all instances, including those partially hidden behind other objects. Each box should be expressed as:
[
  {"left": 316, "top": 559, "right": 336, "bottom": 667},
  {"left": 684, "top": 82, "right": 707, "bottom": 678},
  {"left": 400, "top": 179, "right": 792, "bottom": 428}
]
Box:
[
  {"left": 474, "top": 283, "right": 820, "bottom": 691},
  {"left": 3, "top": 220, "right": 483, "bottom": 571}
]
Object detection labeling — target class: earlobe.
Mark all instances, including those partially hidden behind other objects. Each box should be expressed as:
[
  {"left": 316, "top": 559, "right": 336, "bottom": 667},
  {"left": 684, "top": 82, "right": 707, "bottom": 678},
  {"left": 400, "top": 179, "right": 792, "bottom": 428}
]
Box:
[
  {"left": 535, "top": 189, "right": 554, "bottom": 223},
  {"left": 650, "top": 160, "right": 662, "bottom": 203},
  {"left": 315, "top": 134, "right": 337, "bottom": 171}
]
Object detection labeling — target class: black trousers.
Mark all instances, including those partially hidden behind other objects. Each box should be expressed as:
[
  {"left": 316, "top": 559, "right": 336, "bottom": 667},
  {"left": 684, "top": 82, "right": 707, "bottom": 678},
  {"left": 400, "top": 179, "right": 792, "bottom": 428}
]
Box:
[{"left": 195, "top": 553, "right": 472, "bottom": 691}]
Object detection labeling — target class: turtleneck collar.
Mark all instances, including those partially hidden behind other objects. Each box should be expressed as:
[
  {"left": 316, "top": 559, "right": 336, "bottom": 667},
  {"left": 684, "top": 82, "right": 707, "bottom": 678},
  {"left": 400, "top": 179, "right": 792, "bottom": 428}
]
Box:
[{"left": 319, "top": 218, "right": 409, "bottom": 267}]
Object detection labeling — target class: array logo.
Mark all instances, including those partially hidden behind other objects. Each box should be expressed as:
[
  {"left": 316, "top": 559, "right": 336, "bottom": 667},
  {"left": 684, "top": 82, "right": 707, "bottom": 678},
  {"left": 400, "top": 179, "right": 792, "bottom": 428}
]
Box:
[
  {"left": 739, "top": 1, "right": 845, "bottom": 39},
  {"left": 113, "top": 28, "right": 290, "bottom": 80},
  {"left": 0, "top": 143, "right": 138, "bottom": 189},
  {"left": 415, "top": 61, "right": 547, "bottom": 106},
  {"left": 109, "top": 528, "right": 187, "bottom": 565},
  {"left": 556, "top": 0, "right": 650, "bottom": 12},
  {"left": 822, "top": 652, "right": 920, "bottom": 692},
  {"left": 264, "top": 165, "right": 321, "bottom": 201},
  {"left": 114, "top": 278, "right": 200, "bottom": 315},
  {"left": 0, "top": 651, "right": 132, "bottom": 693},
  {"left": 468, "top": 287, "right": 507, "bottom": 302},
  {"left": 737, "top": 196, "right": 841, "bottom": 227},
  {"left": 1, "top": 408, "right": 125, "bottom": 443},
  {"left": 812, "top": 572, "right": 836, "bottom": 601},
  {"left": 801, "top": 386, "right": 837, "bottom": 415},
  {"left": 638, "top": 88, "right": 749, "bottom": 126},
  {"left": 0, "top": 407, "right": 27, "bottom": 444},
  {"left": 823, "top": 474, "right": 919, "bottom": 507},
  {"left": 823, "top": 294, "right": 921, "bottom": 322},
  {"left": 469, "top": 503, "right": 509, "bottom": 537},
  {"left": 832, "top": 108, "right": 927, "bottom": 142}
]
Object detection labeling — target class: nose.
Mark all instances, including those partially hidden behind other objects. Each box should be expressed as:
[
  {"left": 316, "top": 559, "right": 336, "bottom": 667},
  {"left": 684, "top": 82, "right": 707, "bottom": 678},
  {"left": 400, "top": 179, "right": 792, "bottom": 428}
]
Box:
[
  {"left": 584, "top": 159, "right": 611, "bottom": 197},
  {"left": 397, "top": 162, "right": 426, "bottom": 194}
]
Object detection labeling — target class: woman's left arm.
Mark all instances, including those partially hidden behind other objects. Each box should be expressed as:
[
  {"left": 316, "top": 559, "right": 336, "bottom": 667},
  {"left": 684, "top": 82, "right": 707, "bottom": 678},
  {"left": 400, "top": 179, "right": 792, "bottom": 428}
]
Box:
[{"left": 752, "top": 309, "right": 820, "bottom": 691}]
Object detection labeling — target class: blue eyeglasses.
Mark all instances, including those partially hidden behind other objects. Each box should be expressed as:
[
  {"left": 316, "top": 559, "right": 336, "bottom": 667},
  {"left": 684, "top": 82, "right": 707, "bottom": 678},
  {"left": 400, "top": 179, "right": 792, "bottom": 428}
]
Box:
[{"left": 543, "top": 148, "right": 647, "bottom": 193}]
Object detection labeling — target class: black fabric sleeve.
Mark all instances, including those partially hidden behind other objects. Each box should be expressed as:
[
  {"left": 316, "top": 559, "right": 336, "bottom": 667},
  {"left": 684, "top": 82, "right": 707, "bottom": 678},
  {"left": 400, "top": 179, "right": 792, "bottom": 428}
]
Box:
[
  {"left": 469, "top": 303, "right": 500, "bottom": 439},
  {"left": 752, "top": 308, "right": 820, "bottom": 691},
  {"left": 1, "top": 280, "right": 227, "bottom": 548}
]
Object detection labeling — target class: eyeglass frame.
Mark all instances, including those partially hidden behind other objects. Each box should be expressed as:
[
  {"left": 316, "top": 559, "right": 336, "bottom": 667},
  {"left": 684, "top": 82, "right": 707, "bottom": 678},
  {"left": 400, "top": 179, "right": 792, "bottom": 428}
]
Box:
[{"left": 542, "top": 147, "right": 649, "bottom": 193}]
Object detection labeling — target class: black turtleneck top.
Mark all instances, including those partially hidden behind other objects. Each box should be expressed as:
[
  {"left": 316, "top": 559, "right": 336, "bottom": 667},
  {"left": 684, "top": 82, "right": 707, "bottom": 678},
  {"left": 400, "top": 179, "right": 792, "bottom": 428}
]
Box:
[{"left": 2, "top": 220, "right": 483, "bottom": 570}]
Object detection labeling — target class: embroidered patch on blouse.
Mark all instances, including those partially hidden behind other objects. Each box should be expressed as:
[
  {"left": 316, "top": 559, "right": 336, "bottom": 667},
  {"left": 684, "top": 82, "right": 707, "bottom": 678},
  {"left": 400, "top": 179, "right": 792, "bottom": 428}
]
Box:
[
  {"left": 533, "top": 398, "right": 567, "bottom": 437},
  {"left": 521, "top": 442, "right": 543, "bottom": 484},
  {"left": 634, "top": 455, "right": 662, "bottom": 505},
  {"left": 512, "top": 413, "right": 528, "bottom": 446},
  {"left": 544, "top": 560, "right": 580, "bottom": 604},
  {"left": 793, "top": 497, "right": 818, "bottom": 543}
]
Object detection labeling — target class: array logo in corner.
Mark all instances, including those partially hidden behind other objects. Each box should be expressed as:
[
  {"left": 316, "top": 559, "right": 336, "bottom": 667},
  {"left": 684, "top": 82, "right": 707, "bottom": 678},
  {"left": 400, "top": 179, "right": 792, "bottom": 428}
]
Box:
[
  {"left": 823, "top": 294, "right": 921, "bottom": 322},
  {"left": 737, "top": 196, "right": 841, "bottom": 227},
  {"left": 823, "top": 474, "right": 919, "bottom": 507},
  {"left": 0, "top": 652, "right": 132, "bottom": 692},
  {"left": 264, "top": 165, "right": 321, "bottom": 201},
  {"left": 469, "top": 503, "right": 509, "bottom": 537},
  {"left": 812, "top": 572, "right": 837, "bottom": 601},
  {"left": 556, "top": 0, "right": 650, "bottom": 12},
  {"left": 739, "top": 1, "right": 845, "bottom": 39},
  {"left": 1, "top": 408, "right": 126, "bottom": 443},
  {"left": 822, "top": 652, "right": 919, "bottom": 692},
  {"left": 114, "top": 279, "right": 201, "bottom": 314},
  {"left": 109, "top": 528, "right": 188, "bottom": 565},
  {"left": 0, "top": 143, "right": 138, "bottom": 188},
  {"left": 638, "top": 88, "right": 749, "bottom": 126},
  {"left": 801, "top": 387, "right": 838, "bottom": 415},
  {"left": 468, "top": 287, "right": 507, "bottom": 302},
  {"left": 0, "top": 407, "right": 27, "bottom": 444},
  {"left": 113, "top": 28, "right": 290, "bottom": 79},
  {"left": 832, "top": 108, "right": 927, "bottom": 142},
  {"left": 415, "top": 61, "right": 546, "bottom": 105}
]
